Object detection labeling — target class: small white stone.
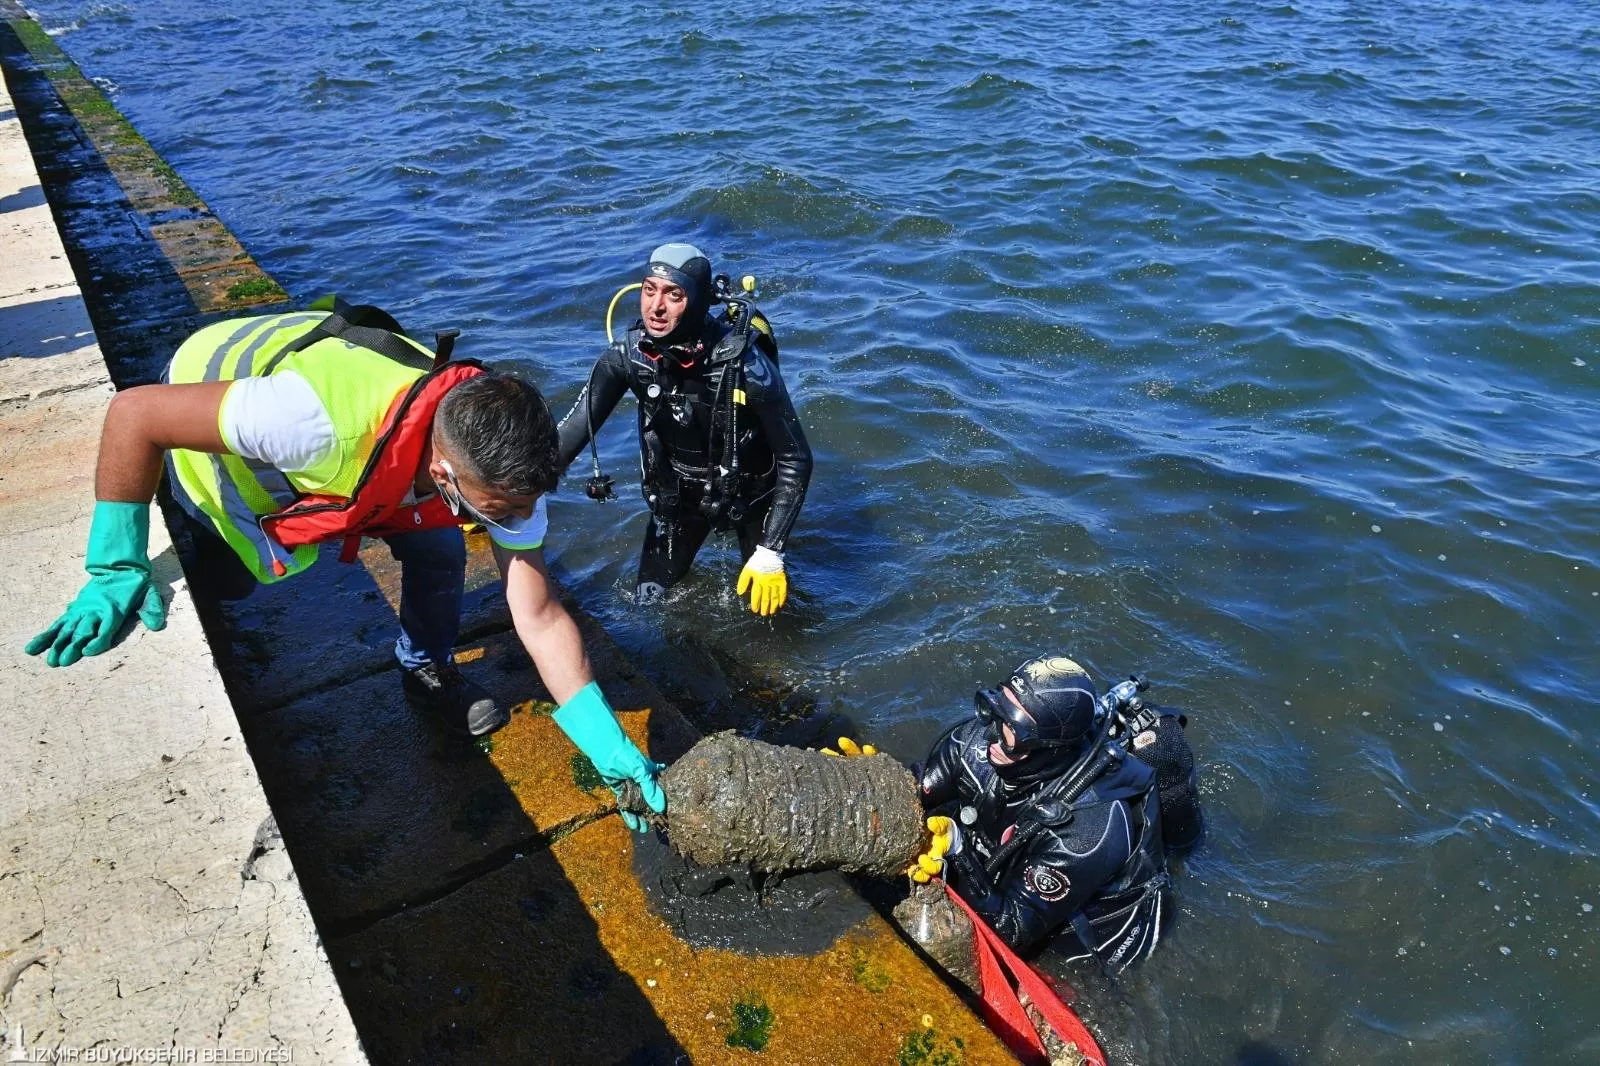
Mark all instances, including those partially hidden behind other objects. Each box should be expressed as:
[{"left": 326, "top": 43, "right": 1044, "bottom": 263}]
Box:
[
  {"left": 1371, "top": 524, "right": 1382, "bottom": 533},
  {"left": 1499, "top": 945, "right": 1511, "bottom": 956},
  {"left": 647, "top": 978, "right": 657, "bottom": 988},
  {"left": 1437, "top": 554, "right": 1447, "bottom": 561},
  {"left": 1583, "top": 903, "right": 1593, "bottom": 913},
  {"left": 1433, "top": 722, "right": 1444, "bottom": 732}
]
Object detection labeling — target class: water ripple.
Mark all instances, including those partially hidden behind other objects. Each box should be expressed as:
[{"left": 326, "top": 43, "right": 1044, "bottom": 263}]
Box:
[{"left": 33, "top": 0, "right": 1600, "bottom": 1059}]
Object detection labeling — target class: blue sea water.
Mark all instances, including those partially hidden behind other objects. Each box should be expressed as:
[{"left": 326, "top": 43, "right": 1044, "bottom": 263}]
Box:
[{"left": 27, "top": 0, "right": 1600, "bottom": 1061}]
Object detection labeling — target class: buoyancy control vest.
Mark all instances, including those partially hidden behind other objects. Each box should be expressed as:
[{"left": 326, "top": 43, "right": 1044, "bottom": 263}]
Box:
[
  {"left": 623, "top": 306, "right": 781, "bottom": 525},
  {"left": 992, "top": 747, "right": 1171, "bottom": 972},
  {"left": 167, "top": 298, "right": 481, "bottom": 582}
]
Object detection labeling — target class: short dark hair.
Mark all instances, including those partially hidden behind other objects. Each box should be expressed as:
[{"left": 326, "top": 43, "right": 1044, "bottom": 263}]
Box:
[{"left": 435, "top": 373, "right": 560, "bottom": 496}]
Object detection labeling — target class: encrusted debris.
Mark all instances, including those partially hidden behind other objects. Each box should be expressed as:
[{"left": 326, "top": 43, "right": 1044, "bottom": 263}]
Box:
[
  {"left": 891, "top": 880, "right": 978, "bottom": 993},
  {"left": 624, "top": 732, "right": 925, "bottom": 877}
]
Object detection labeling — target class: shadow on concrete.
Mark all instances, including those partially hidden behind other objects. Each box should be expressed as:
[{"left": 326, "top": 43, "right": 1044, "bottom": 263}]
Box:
[
  {"left": 0, "top": 23, "right": 207, "bottom": 385},
  {"left": 0, "top": 179, "right": 43, "bottom": 212},
  {"left": 2, "top": 23, "right": 689, "bottom": 1060},
  {"left": 165, "top": 507, "right": 690, "bottom": 1064},
  {"left": 0, "top": 292, "right": 96, "bottom": 359}
]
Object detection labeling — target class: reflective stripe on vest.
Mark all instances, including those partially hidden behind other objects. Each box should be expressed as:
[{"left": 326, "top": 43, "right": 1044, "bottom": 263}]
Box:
[{"left": 167, "top": 312, "right": 431, "bottom": 583}]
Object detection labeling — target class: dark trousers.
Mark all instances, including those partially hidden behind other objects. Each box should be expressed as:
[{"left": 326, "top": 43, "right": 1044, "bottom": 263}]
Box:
[
  {"left": 635, "top": 511, "right": 765, "bottom": 604},
  {"left": 166, "top": 470, "right": 464, "bottom": 669}
]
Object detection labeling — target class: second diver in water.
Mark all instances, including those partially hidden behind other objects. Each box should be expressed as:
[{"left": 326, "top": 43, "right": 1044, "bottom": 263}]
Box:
[
  {"left": 909, "top": 655, "right": 1204, "bottom": 973},
  {"left": 558, "top": 243, "right": 812, "bottom": 615}
]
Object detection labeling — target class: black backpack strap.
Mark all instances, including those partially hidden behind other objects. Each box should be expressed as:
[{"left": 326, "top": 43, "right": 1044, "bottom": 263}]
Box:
[
  {"left": 308, "top": 293, "right": 406, "bottom": 334},
  {"left": 259, "top": 294, "right": 444, "bottom": 376},
  {"left": 434, "top": 329, "right": 460, "bottom": 363}
]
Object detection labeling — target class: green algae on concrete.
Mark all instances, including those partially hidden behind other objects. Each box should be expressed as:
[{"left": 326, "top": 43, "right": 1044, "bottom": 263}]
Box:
[
  {"left": 851, "top": 945, "right": 893, "bottom": 993},
  {"left": 225, "top": 276, "right": 289, "bottom": 302},
  {"left": 1, "top": 3, "right": 285, "bottom": 314},
  {"left": 899, "top": 1024, "right": 967, "bottom": 1066},
  {"left": 725, "top": 995, "right": 775, "bottom": 1053},
  {"left": 570, "top": 751, "right": 605, "bottom": 792}
]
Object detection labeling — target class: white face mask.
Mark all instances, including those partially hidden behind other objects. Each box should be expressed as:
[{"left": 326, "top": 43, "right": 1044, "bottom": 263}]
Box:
[{"left": 435, "top": 458, "right": 523, "bottom": 535}]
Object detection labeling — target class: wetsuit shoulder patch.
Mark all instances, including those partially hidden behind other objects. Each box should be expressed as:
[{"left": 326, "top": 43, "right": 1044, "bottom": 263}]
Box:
[{"left": 1024, "top": 865, "right": 1071, "bottom": 902}]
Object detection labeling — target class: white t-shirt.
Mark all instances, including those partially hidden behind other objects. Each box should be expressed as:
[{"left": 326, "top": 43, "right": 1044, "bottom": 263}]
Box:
[{"left": 220, "top": 372, "right": 548, "bottom": 551}]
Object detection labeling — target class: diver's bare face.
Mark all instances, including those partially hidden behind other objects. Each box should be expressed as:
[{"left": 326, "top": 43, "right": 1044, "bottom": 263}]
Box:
[{"left": 641, "top": 276, "right": 687, "bottom": 338}]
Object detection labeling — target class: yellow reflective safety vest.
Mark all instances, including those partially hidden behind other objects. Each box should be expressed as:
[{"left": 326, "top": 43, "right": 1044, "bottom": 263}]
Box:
[{"left": 167, "top": 310, "right": 482, "bottom": 582}]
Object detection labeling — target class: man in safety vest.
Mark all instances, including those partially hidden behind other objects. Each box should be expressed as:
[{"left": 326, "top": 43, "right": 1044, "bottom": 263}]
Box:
[{"left": 26, "top": 300, "right": 666, "bottom": 828}]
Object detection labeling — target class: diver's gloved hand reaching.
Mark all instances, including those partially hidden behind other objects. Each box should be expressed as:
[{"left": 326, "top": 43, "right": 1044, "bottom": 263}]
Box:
[
  {"left": 910, "top": 815, "right": 962, "bottom": 884},
  {"left": 736, "top": 545, "right": 787, "bottom": 616},
  {"left": 552, "top": 681, "right": 667, "bottom": 833},
  {"left": 26, "top": 501, "right": 167, "bottom": 668}
]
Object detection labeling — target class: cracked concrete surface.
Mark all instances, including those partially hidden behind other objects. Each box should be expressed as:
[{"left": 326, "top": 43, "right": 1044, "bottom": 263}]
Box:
[{"left": 0, "top": 71, "right": 364, "bottom": 1062}]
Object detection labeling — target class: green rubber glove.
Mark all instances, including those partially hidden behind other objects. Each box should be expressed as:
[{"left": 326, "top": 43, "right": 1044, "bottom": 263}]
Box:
[
  {"left": 552, "top": 681, "right": 666, "bottom": 833},
  {"left": 26, "top": 501, "right": 167, "bottom": 668}
]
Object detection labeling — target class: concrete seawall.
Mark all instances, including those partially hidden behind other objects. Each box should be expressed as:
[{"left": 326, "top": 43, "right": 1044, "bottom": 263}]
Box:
[
  {"left": 0, "top": 37, "right": 365, "bottom": 1065},
  {"left": 0, "top": 8, "right": 1019, "bottom": 1064}
]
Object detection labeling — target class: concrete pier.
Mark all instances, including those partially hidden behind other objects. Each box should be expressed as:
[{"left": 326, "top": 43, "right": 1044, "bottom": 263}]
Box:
[
  {"left": 0, "top": 64, "right": 365, "bottom": 1064},
  {"left": 0, "top": 8, "right": 1020, "bottom": 1063}
]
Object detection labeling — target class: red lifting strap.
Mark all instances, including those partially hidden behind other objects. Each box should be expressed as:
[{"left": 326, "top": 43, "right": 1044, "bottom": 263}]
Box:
[{"left": 943, "top": 884, "right": 1107, "bottom": 1066}]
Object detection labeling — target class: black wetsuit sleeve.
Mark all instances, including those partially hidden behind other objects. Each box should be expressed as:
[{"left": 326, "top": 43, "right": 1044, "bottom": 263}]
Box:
[
  {"left": 915, "top": 721, "right": 972, "bottom": 810},
  {"left": 740, "top": 349, "right": 811, "bottom": 553},
  {"left": 952, "top": 800, "right": 1136, "bottom": 954},
  {"left": 557, "top": 344, "right": 632, "bottom": 472}
]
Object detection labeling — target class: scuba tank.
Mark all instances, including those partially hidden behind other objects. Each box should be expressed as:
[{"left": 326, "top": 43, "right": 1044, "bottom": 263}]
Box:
[{"left": 1105, "top": 677, "right": 1205, "bottom": 853}]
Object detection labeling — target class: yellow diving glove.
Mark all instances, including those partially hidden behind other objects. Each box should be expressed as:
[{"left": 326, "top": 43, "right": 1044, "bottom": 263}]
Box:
[
  {"left": 909, "top": 815, "right": 962, "bottom": 884},
  {"left": 820, "top": 736, "right": 878, "bottom": 758},
  {"left": 736, "top": 544, "right": 787, "bottom": 616}
]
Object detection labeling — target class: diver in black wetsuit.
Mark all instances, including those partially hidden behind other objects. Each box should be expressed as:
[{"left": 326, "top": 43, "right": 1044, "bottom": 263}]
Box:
[
  {"left": 558, "top": 244, "right": 812, "bottom": 614},
  {"left": 911, "top": 655, "right": 1203, "bottom": 973}
]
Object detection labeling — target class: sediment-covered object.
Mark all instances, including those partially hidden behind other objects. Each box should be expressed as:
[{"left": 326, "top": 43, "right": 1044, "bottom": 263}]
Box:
[
  {"left": 892, "top": 880, "right": 979, "bottom": 992},
  {"left": 625, "top": 732, "right": 926, "bottom": 877},
  {"left": 1021, "top": 996, "right": 1091, "bottom": 1066}
]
